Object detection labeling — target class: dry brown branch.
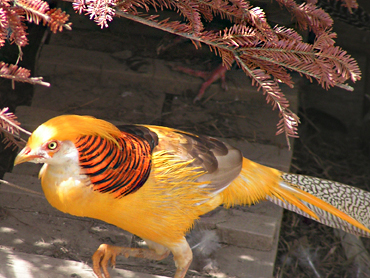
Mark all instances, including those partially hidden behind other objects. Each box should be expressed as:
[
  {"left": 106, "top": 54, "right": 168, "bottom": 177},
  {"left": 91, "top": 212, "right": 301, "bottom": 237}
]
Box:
[
  {"left": 0, "top": 107, "right": 30, "bottom": 149},
  {"left": 0, "top": 0, "right": 362, "bottom": 146},
  {"left": 0, "top": 0, "right": 71, "bottom": 86},
  {"left": 108, "top": 8, "right": 360, "bottom": 146}
]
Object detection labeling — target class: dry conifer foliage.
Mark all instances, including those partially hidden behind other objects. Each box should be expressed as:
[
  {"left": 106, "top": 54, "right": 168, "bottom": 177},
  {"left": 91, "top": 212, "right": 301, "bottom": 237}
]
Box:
[
  {"left": 0, "top": 1, "right": 71, "bottom": 85},
  {"left": 0, "top": 0, "right": 363, "bottom": 146}
]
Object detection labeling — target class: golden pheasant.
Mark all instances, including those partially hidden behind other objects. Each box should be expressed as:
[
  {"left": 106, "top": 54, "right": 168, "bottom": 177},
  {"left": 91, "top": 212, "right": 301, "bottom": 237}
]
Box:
[{"left": 14, "top": 115, "right": 370, "bottom": 278}]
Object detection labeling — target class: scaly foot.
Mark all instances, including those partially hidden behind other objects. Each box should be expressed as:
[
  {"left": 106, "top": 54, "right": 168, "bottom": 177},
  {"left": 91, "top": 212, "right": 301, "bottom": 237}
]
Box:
[{"left": 92, "top": 243, "right": 170, "bottom": 278}]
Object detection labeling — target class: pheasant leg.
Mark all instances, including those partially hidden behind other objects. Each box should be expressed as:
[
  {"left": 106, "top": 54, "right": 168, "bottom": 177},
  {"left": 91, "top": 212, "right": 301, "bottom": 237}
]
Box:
[{"left": 92, "top": 243, "right": 170, "bottom": 278}]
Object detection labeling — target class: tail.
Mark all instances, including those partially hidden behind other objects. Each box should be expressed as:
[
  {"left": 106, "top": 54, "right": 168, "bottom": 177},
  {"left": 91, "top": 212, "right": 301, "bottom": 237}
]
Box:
[{"left": 221, "top": 158, "right": 370, "bottom": 237}]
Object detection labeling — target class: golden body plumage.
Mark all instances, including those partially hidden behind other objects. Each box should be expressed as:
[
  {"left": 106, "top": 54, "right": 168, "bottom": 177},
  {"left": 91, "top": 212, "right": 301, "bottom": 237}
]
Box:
[{"left": 15, "top": 115, "right": 370, "bottom": 278}]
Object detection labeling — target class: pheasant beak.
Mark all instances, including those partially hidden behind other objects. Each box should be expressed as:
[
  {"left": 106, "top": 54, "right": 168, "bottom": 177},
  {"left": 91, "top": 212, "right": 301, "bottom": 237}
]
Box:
[{"left": 14, "top": 146, "right": 41, "bottom": 165}]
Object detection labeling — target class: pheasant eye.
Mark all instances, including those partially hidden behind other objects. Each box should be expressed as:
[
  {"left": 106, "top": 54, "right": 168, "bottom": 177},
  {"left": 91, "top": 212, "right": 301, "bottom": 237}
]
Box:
[{"left": 47, "top": 141, "right": 58, "bottom": 150}]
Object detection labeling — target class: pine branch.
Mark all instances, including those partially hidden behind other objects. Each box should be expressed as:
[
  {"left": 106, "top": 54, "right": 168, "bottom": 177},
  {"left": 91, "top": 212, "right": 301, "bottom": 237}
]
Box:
[
  {"left": 199, "top": 0, "right": 278, "bottom": 41},
  {"left": 113, "top": 11, "right": 361, "bottom": 142},
  {"left": 45, "top": 8, "right": 72, "bottom": 33},
  {"left": 275, "top": 0, "right": 333, "bottom": 34},
  {"left": 235, "top": 56, "right": 299, "bottom": 149},
  {"left": 0, "top": 1, "right": 71, "bottom": 87},
  {"left": 0, "top": 107, "right": 30, "bottom": 149},
  {"left": 237, "top": 30, "right": 361, "bottom": 90},
  {"left": 0, "top": 62, "right": 50, "bottom": 87},
  {"left": 14, "top": 1, "right": 72, "bottom": 33},
  {"left": 173, "top": 1, "right": 203, "bottom": 34},
  {"left": 14, "top": 0, "right": 49, "bottom": 25},
  {"left": 72, "top": 0, "right": 117, "bottom": 28},
  {"left": 112, "top": 12, "right": 301, "bottom": 142},
  {"left": 7, "top": 6, "right": 28, "bottom": 47},
  {"left": 0, "top": 8, "right": 8, "bottom": 48},
  {"left": 67, "top": 0, "right": 361, "bottom": 146},
  {"left": 197, "top": 0, "right": 252, "bottom": 22}
]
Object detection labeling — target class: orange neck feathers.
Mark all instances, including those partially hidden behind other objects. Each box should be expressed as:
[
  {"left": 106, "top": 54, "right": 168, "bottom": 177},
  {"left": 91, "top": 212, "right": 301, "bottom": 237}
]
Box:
[
  {"left": 28, "top": 115, "right": 155, "bottom": 198},
  {"left": 75, "top": 132, "right": 152, "bottom": 198}
]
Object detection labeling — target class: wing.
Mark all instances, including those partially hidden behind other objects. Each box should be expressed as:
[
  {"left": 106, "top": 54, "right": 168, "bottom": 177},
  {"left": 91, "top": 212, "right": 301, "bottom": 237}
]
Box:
[
  {"left": 75, "top": 124, "right": 243, "bottom": 198},
  {"left": 142, "top": 125, "right": 243, "bottom": 194}
]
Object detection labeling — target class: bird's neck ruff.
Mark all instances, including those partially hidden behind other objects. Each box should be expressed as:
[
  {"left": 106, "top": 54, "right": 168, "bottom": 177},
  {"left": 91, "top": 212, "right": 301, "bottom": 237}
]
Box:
[{"left": 75, "top": 131, "right": 152, "bottom": 198}]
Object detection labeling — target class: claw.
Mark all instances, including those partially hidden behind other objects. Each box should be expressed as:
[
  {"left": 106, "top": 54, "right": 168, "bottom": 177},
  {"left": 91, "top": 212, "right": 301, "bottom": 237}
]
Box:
[
  {"left": 92, "top": 243, "right": 171, "bottom": 278},
  {"left": 92, "top": 244, "right": 120, "bottom": 278}
]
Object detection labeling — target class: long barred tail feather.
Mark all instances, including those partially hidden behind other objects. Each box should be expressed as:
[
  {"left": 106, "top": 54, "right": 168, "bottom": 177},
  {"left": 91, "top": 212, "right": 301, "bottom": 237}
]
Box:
[
  {"left": 268, "top": 173, "right": 370, "bottom": 237},
  {"left": 226, "top": 158, "right": 370, "bottom": 237}
]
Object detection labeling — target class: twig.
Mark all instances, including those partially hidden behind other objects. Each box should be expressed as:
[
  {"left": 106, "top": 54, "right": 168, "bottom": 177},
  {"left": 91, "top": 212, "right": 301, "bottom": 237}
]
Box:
[{"left": 0, "top": 179, "right": 44, "bottom": 197}]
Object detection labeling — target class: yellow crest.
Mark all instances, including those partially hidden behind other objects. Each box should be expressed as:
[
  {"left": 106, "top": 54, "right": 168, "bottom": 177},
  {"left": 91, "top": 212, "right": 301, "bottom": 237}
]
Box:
[{"left": 28, "top": 115, "right": 122, "bottom": 148}]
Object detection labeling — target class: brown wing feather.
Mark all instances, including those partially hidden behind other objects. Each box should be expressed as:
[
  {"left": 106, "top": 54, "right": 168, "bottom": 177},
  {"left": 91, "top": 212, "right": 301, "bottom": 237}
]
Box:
[{"left": 145, "top": 126, "right": 243, "bottom": 194}]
